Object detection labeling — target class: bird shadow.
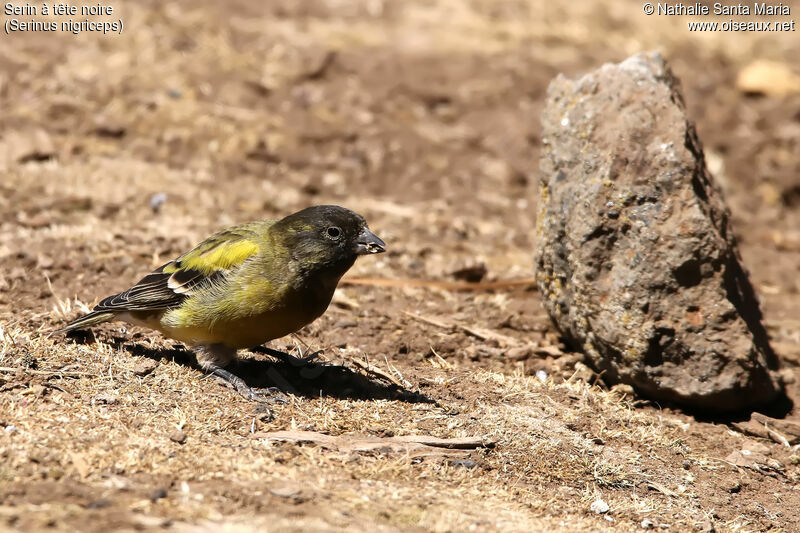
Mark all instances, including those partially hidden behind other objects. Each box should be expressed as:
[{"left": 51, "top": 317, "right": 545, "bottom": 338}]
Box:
[{"left": 120, "top": 340, "right": 433, "bottom": 404}]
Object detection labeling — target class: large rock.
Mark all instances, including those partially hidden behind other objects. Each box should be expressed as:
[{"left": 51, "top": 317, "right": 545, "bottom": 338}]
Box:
[{"left": 534, "top": 52, "right": 783, "bottom": 411}]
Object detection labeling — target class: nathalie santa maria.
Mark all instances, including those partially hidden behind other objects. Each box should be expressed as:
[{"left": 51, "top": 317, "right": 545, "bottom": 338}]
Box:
[{"left": 657, "top": 3, "right": 791, "bottom": 15}]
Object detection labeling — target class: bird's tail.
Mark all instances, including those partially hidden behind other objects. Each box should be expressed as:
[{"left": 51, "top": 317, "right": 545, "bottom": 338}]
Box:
[{"left": 56, "top": 310, "right": 116, "bottom": 334}]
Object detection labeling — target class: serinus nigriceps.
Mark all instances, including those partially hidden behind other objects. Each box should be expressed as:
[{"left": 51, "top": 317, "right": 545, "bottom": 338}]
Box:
[{"left": 59, "top": 205, "right": 386, "bottom": 400}]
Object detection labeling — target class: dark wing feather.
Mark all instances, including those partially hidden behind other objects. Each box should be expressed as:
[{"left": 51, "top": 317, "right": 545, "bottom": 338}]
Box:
[
  {"left": 93, "top": 263, "right": 222, "bottom": 312},
  {"left": 91, "top": 223, "right": 265, "bottom": 313}
]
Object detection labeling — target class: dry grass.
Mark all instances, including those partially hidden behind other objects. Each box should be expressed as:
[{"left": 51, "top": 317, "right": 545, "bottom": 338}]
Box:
[{"left": 2, "top": 319, "right": 796, "bottom": 531}]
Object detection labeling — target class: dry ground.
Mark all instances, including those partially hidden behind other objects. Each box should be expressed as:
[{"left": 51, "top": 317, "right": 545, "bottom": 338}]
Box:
[{"left": 1, "top": 1, "right": 799, "bottom": 531}]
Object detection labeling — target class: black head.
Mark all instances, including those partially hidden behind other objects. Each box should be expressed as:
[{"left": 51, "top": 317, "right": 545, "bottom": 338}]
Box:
[{"left": 272, "top": 205, "right": 386, "bottom": 276}]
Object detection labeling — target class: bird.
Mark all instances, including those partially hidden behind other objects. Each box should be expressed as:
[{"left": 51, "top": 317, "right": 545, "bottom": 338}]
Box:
[{"left": 58, "top": 205, "right": 386, "bottom": 401}]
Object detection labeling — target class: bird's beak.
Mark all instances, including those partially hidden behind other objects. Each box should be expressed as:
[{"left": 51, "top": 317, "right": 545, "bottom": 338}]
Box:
[{"left": 356, "top": 227, "right": 386, "bottom": 255}]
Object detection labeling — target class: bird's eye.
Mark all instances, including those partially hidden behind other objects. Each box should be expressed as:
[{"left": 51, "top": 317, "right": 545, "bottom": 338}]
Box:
[{"left": 325, "top": 226, "right": 342, "bottom": 239}]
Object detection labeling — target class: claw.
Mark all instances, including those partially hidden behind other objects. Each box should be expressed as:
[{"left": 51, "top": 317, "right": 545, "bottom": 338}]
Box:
[{"left": 208, "top": 365, "right": 288, "bottom": 404}]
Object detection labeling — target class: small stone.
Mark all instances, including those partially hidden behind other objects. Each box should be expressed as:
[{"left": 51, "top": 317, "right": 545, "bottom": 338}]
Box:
[
  {"left": 535, "top": 370, "right": 548, "bottom": 383},
  {"left": 37, "top": 255, "right": 54, "bottom": 269},
  {"left": 94, "top": 392, "right": 117, "bottom": 405},
  {"left": 268, "top": 482, "right": 305, "bottom": 502},
  {"left": 169, "top": 430, "right": 187, "bottom": 444},
  {"left": 1, "top": 128, "right": 56, "bottom": 164},
  {"left": 700, "top": 519, "right": 716, "bottom": 533},
  {"left": 590, "top": 499, "right": 610, "bottom": 514},
  {"left": 779, "top": 368, "right": 796, "bottom": 385},
  {"left": 450, "top": 264, "right": 487, "bottom": 283},
  {"left": 92, "top": 116, "right": 126, "bottom": 138},
  {"left": 149, "top": 488, "right": 168, "bottom": 501},
  {"left": 506, "top": 346, "right": 533, "bottom": 361},
  {"left": 571, "top": 362, "right": 596, "bottom": 383},
  {"left": 741, "top": 440, "right": 771, "bottom": 456},
  {"left": 611, "top": 384, "right": 635, "bottom": 395},
  {"left": 449, "top": 459, "right": 478, "bottom": 469},
  {"left": 641, "top": 519, "right": 655, "bottom": 529},
  {"left": 85, "top": 498, "right": 111, "bottom": 509},
  {"left": 135, "top": 515, "right": 172, "bottom": 528},
  {"left": 724, "top": 449, "right": 783, "bottom": 471},
  {"left": 149, "top": 193, "right": 168, "bottom": 213},
  {"left": 133, "top": 359, "right": 158, "bottom": 377},
  {"left": 736, "top": 60, "right": 800, "bottom": 96}
]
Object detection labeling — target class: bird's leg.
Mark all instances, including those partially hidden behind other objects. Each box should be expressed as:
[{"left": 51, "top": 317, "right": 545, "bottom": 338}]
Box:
[
  {"left": 255, "top": 345, "right": 323, "bottom": 366},
  {"left": 197, "top": 344, "right": 287, "bottom": 404},
  {"left": 207, "top": 365, "right": 287, "bottom": 404}
]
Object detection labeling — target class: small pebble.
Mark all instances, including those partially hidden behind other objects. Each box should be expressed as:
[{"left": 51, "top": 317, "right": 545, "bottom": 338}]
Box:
[
  {"left": 149, "top": 488, "right": 168, "bottom": 501},
  {"left": 149, "top": 193, "right": 168, "bottom": 213},
  {"left": 169, "top": 429, "right": 187, "bottom": 444},
  {"left": 268, "top": 483, "right": 303, "bottom": 500},
  {"left": 449, "top": 459, "right": 477, "bottom": 469},
  {"left": 85, "top": 498, "right": 111, "bottom": 509},
  {"left": 611, "top": 383, "right": 635, "bottom": 395},
  {"left": 94, "top": 392, "right": 118, "bottom": 405},
  {"left": 133, "top": 359, "right": 158, "bottom": 377},
  {"left": 535, "top": 370, "right": 548, "bottom": 383},
  {"left": 506, "top": 346, "right": 533, "bottom": 361},
  {"left": 700, "top": 520, "right": 716, "bottom": 533},
  {"left": 590, "top": 499, "right": 610, "bottom": 514},
  {"left": 641, "top": 519, "right": 654, "bottom": 529}
]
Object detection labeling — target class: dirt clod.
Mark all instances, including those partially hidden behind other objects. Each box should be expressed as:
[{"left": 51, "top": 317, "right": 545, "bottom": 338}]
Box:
[
  {"left": 149, "top": 488, "right": 168, "bottom": 502},
  {"left": 93, "top": 392, "right": 117, "bottom": 405},
  {"left": 132, "top": 359, "right": 159, "bottom": 377},
  {"left": 449, "top": 458, "right": 478, "bottom": 469},
  {"left": 169, "top": 430, "right": 187, "bottom": 444}
]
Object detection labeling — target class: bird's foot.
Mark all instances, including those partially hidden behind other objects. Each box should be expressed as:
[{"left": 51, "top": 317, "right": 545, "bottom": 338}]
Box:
[
  {"left": 255, "top": 346, "right": 323, "bottom": 366},
  {"left": 209, "top": 365, "right": 288, "bottom": 404}
]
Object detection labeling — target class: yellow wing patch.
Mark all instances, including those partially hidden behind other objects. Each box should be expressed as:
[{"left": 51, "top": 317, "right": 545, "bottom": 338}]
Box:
[
  {"left": 179, "top": 240, "right": 259, "bottom": 274},
  {"left": 163, "top": 230, "right": 261, "bottom": 276}
]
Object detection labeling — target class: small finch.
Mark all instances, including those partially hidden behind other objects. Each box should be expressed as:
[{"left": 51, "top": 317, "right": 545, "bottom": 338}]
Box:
[{"left": 59, "top": 205, "right": 386, "bottom": 400}]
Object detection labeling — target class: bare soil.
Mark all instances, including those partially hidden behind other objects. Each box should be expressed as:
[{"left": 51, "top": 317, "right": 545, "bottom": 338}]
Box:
[{"left": 1, "top": 1, "right": 799, "bottom": 531}]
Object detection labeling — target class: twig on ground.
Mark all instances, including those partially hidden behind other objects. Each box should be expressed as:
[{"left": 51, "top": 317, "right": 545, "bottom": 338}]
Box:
[
  {"left": 0, "top": 366, "right": 93, "bottom": 378},
  {"left": 255, "top": 430, "right": 495, "bottom": 458},
  {"left": 342, "top": 277, "right": 536, "bottom": 291},
  {"left": 383, "top": 355, "right": 413, "bottom": 389},
  {"left": 350, "top": 357, "right": 406, "bottom": 388},
  {"left": 403, "top": 311, "right": 519, "bottom": 347},
  {"left": 427, "top": 346, "right": 451, "bottom": 369}
]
